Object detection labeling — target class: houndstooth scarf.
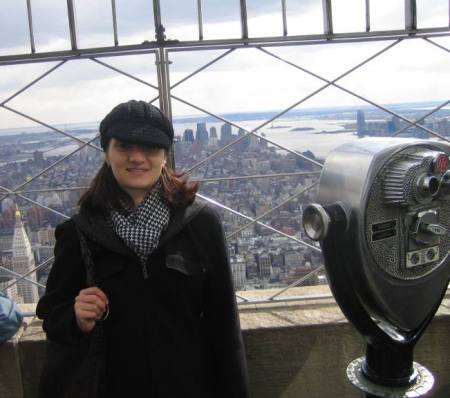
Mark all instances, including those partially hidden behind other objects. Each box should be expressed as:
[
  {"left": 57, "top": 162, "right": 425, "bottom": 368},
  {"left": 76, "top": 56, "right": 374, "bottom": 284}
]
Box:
[{"left": 109, "top": 181, "right": 170, "bottom": 278}]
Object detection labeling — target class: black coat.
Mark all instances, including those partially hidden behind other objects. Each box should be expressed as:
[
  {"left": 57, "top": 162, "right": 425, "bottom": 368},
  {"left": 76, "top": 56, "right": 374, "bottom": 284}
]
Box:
[{"left": 36, "top": 202, "right": 249, "bottom": 398}]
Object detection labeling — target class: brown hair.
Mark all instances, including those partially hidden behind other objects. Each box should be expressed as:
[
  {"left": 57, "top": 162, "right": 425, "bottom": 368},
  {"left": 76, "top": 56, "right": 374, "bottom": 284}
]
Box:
[{"left": 78, "top": 161, "right": 198, "bottom": 215}]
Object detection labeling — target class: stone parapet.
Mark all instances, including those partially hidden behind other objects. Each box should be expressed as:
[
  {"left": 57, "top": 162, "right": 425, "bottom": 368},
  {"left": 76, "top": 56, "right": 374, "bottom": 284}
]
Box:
[{"left": 1, "top": 287, "right": 449, "bottom": 398}]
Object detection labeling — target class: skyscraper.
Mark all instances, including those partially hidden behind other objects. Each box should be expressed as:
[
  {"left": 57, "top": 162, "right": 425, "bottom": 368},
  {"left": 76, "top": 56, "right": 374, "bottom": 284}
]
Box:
[
  {"left": 220, "top": 123, "right": 233, "bottom": 145},
  {"left": 195, "top": 122, "right": 209, "bottom": 142},
  {"left": 11, "top": 208, "right": 39, "bottom": 303},
  {"left": 357, "top": 110, "right": 366, "bottom": 137},
  {"left": 209, "top": 126, "right": 217, "bottom": 138},
  {"left": 230, "top": 255, "right": 246, "bottom": 291},
  {"left": 183, "top": 128, "right": 194, "bottom": 142}
]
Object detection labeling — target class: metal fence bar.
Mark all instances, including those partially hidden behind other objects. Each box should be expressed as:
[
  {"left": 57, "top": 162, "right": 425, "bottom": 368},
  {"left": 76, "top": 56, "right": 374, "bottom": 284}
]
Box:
[
  {"left": 0, "top": 266, "right": 46, "bottom": 289},
  {"left": 365, "top": 0, "right": 370, "bottom": 32},
  {"left": 170, "top": 49, "right": 235, "bottom": 90},
  {"left": 111, "top": 0, "right": 119, "bottom": 46},
  {"left": 0, "top": 185, "right": 70, "bottom": 219},
  {"left": 281, "top": 0, "right": 288, "bottom": 36},
  {"left": 1, "top": 257, "right": 54, "bottom": 293},
  {"left": 153, "top": 0, "right": 162, "bottom": 30},
  {"left": 1, "top": 105, "right": 102, "bottom": 151},
  {"left": 392, "top": 100, "right": 450, "bottom": 141},
  {"left": 26, "top": 0, "right": 36, "bottom": 53},
  {"left": 153, "top": 0, "right": 166, "bottom": 44},
  {"left": 266, "top": 265, "right": 325, "bottom": 300},
  {"left": 156, "top": 49, "right": 173, "bottom": 119},
  {"left": 91, "top": 58, "right": 159, "bottom": 90},
  {"left": 0, "top": 60, "right": 67, "bottom": 106},
  {"left": 238, "top": 292, "right": 334, "bottom": 306},
  {"left": 391, "top": 100, "right": 450, "bottom": 140},
  {"left": 240, "top": 0, "right": 248, "bottom": 39},
  {"left": 227, "top": 181, "right": 319, "bottom": 240},
  {"left": 322, "top": 0, "right": 333, "bottom": 35},
  {"left": 66, "top": 0, "right": 78, "bottom": 50},
  {"left": 9, "top": 187, "right": 87, "bottom": 195},
  {"left": 194, "top": 171, "right": 322, "bottom": 183},
  {"left": 0, "top": 187, "right": 69, "bottom": 217},
  {"left": 5, "top": 172, "right": 321, "bottom": 195},
  {"left": 197, "top": 193, "right": 321, "bottom": 252},
  {"left": 156, "top": 51, "right": 164, "bottom": 112},
  {"left": 257, "top": 45, "right": 448, "bottom": 142},
  {"left": 423, "top": 37, "right": 449, "bottom": 52},
  {"left": 405, "top": 0, "right": 417, "bottom": 31},
  {"left": 2, "top": 29, "right": 450, "bottom": 66},
  {"left": 197, "top": 0, "right": 204, "bottom": 41},
  {"left": 0, "top": 135, "right": 99, "bottom": 203}
]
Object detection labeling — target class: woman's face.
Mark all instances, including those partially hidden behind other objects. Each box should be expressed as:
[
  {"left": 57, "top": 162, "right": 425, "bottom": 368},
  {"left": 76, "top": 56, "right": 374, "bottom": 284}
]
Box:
[{"left": 106, "top": 138, "right": 166, "bottom": 205}]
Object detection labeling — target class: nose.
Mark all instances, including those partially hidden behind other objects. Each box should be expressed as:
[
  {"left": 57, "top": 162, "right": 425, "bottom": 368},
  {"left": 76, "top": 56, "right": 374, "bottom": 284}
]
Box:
[{"left": 128, "top": 146, "right": 146, "bottom": 163}]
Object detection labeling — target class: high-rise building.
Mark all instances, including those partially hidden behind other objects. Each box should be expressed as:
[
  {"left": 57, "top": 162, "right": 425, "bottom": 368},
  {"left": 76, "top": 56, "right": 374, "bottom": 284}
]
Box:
[
  {"left": 183, "top": 129, "right": 194, "bottom": 142},
  {"left": 11, "top": 208, "right": 39, "bottom": 303},
  {"left": 230, "top": 255, "right": 246, "bottom": 290},
  {"left": 33, "top": 150, "right": 45, "bottom": 166},
  {"left": 220, "top": 123, "right": 233, "bottom": 145},
  {"left": 196, "top": 123, "right": 209, "bottom": 142},
  {"left": 387, "top": 115, "right": 401, "bottom": 134},
  {"left": 208, "top": 126, "right": 219, "bottom": 149},
  {"left": 258, "top": 252, "right": 272, "bottom": 278},
  {"left": 356, "top": 110, "right": 366, "bottom": 137},
  {"left": 0, "top": 271, "right": 22, "bottom": 304},
  {"left": 38, "top": 225, "right": 56, "bottom": 245}
]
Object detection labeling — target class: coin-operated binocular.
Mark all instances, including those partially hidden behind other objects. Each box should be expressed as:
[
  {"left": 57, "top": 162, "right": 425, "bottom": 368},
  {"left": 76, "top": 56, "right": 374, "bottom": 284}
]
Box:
[{"left": 303, "top": 138, "right": 450, "bottom": 397}]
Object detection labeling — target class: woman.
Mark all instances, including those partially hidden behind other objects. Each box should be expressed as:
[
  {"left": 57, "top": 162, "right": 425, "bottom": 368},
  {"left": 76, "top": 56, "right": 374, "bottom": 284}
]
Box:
[{"left": 36, "top": 100, "right": 249, "bottom": 398}]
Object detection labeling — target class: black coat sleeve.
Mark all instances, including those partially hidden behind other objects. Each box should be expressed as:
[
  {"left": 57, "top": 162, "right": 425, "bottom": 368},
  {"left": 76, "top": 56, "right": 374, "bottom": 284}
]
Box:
[
  {"left": 36, "top": 219, "right": 86, "bottom": 344},
  {"left": 193, "top": 206, "right": 250, "bottom": 398}
]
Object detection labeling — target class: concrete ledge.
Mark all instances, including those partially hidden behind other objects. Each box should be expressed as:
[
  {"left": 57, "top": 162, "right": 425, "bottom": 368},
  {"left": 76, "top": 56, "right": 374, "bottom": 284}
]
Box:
[
  {"left": 239, "top": 286, "right": 450, "bottom": 398},
  {"left": 0, "top": 337, "right": 23, "bottom": 398},
  {"left": 1, "top": 287, "right": 449, "bottom": 398}
]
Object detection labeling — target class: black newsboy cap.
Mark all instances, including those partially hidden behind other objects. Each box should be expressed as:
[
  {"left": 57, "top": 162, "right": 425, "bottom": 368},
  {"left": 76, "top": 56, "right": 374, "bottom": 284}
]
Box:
[{"left": 99, "top": 100, "right": 174, "bottom": 151}]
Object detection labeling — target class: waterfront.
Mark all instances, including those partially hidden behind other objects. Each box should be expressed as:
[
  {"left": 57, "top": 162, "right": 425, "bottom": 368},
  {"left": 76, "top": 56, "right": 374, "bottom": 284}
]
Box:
[{"left": 0, "top": 116, "right": 359, "bottom": 161}]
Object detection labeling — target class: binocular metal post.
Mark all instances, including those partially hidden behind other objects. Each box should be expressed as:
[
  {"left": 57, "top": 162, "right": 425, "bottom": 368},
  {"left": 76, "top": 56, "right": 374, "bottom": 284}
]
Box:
[{"left": 303, "top": 138, "right": 450, "bottom": 398}]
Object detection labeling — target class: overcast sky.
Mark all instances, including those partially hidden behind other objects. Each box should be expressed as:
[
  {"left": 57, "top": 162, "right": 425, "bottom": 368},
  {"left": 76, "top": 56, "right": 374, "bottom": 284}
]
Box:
[{"left": 0, "top": 0, "right": 449, "bottom": 130}]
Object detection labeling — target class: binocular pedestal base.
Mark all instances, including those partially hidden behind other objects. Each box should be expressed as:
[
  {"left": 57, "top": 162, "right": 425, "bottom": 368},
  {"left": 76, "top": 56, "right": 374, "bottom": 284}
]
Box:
[{"left": 347, "top": 357, "right": 434, "bottom": 398}]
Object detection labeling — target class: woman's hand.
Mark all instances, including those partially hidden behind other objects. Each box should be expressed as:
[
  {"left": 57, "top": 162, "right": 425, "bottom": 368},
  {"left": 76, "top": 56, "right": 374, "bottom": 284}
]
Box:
[{"left": 74, "top": 287, "right": 109, "bottom": 333}]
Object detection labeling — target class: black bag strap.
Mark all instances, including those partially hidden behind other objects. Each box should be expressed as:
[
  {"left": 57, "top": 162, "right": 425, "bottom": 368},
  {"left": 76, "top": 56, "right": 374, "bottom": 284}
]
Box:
[
  {"left": 74, "top": 224, "right": 109, "bottom": 323},
  {"left": 74, "top": 225, "right": 96, "bottom": 287}
]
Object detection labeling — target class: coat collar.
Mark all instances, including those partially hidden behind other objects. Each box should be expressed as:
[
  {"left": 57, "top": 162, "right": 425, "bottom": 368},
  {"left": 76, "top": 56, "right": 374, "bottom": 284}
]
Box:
[{"left": 72, "top": 201, "right": 206, "bottom": 258}]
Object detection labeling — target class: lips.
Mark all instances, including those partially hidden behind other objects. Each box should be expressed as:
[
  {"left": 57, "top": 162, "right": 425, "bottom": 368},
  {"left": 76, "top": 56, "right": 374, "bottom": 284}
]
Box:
[{"left": 126, "top": 168, "right": 149, "bottom": 175}]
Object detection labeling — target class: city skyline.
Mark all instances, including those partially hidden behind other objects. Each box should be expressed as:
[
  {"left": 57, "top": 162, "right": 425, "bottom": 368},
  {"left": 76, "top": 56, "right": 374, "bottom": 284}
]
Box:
[
  {"left": 0, "top": 98, "right": 448, "bottom": 136},
  {"left": 1, "top": 104, "right": 448, "bottom": 295}
]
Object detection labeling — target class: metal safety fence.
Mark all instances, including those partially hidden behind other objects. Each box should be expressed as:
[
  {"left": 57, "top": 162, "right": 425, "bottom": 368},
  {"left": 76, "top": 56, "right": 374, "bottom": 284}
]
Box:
[{"left": 0, "top": 0, "right": 449, "bottom": 307}]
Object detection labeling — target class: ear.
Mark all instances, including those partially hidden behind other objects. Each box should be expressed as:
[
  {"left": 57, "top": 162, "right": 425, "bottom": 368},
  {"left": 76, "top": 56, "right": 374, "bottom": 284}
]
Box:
[{"left": 105, "top": 153, "right": 110, "bottom": 166}]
